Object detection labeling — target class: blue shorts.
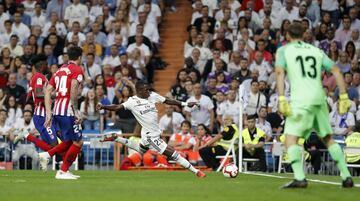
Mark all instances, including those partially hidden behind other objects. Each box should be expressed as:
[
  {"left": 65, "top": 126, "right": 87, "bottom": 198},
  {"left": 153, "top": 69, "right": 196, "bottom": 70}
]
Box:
[
  {"left": 33, "top": 115, "right": 59, "bottom": 145},
  {"left": 53, "top": 115, "right": 82, "bottom": 141}
]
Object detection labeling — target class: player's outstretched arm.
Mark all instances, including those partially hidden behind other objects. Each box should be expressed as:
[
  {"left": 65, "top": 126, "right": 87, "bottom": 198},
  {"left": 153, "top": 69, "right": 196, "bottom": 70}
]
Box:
[
  {"left": 96, "top": 103, "right": 124, "bottom": 111},
  {"left": 164, "top": 98, "right": 199, "bottom": 108}
]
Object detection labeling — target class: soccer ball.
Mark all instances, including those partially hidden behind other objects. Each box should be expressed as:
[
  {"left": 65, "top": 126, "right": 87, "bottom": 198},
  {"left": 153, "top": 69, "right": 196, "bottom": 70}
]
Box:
[{"left": 222, "top": 163, "right": 239, "bottom": 178}]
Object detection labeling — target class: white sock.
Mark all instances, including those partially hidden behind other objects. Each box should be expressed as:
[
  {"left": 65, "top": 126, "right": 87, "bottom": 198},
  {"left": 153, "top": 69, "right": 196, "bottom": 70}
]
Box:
[
  {"left": 115, "top": 137, "right": 140, "bottom": 152},
  {"left": 172, "top": 152, "right": 198, "bottom": 174}
]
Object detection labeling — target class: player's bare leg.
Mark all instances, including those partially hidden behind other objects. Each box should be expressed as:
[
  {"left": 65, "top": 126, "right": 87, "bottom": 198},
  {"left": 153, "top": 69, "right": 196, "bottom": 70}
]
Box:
[
  {"left": 322, "top": 135, "right": 353, "bottom": 188},
  {"left": 162, "top": 145, "right": 206, "bottom": 178},
  {"left": 282, "top": 134, "right": 308, "bottom": 189}
]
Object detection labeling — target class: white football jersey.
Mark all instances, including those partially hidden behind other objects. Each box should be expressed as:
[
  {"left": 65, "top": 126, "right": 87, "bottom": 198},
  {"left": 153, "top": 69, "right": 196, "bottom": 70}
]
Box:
[{"left": 122, "top": 92, "right": 166, "bottom": 137}]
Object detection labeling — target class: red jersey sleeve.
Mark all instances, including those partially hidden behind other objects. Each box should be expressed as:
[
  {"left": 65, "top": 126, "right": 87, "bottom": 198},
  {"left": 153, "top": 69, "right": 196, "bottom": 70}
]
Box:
[
  {"left": 49, "top": 75, "right": 56, "bottom": 88},
  {"left": 70, "top": 65, "right": 84, "bottom": 83}
]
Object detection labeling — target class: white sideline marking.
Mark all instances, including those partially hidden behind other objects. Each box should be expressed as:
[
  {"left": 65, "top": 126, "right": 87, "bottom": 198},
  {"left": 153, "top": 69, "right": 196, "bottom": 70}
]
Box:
[{"left": 242, "top": 172, "right": 360, "bottom": 187}]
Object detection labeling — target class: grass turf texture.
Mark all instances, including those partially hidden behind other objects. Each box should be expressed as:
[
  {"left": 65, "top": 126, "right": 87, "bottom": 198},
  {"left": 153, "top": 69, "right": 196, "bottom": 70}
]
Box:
[{"left": 0, "top": 171, "right": 359, "bottom": 201}]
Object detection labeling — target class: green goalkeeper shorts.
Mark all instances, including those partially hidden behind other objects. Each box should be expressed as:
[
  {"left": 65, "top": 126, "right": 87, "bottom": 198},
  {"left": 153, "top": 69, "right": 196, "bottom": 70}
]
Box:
[{"left": 284, "top": 102, "right": 333, "bottom": 139}]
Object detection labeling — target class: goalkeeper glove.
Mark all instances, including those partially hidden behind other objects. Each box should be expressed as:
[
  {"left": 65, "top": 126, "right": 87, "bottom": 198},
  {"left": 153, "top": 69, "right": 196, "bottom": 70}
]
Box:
[
  {"left": 278, "top": 96, "right": 291, "bottom": 117},
  {"left": 338, "top": 93, "right": 351, "bottom": 115}
]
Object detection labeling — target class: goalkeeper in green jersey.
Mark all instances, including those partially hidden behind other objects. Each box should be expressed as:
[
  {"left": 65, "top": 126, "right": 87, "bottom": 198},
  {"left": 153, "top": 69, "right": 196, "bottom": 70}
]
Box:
[{"left": 275, "top": 22, "right": 354, "bottom": 188}]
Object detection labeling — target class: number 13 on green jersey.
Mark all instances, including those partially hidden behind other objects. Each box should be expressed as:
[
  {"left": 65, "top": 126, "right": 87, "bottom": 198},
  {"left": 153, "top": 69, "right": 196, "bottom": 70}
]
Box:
[{"left": 275, "top": 42, "right": 335, "bottom": 106}]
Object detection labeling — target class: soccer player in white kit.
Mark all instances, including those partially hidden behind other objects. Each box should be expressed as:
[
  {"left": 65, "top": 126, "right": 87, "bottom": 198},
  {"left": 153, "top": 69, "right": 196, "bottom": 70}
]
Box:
[{"left": 97, "top": 81, "right": 206, "bottom": 177}]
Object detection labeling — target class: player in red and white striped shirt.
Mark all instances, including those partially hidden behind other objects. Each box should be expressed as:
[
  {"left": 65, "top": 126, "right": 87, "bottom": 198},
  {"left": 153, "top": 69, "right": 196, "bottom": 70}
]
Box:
[
  {"left": 40, "top": 46, "right": 84, "bottom": 180},
  {"left": 14, "top": 54, "right": 60, "bottom": 150}
]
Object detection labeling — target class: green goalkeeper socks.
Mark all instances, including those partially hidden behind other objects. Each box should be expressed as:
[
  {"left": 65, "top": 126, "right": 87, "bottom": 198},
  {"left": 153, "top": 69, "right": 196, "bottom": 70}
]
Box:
[
  {"left": 328, "top": 143, "right": 351, "bottom": 180},
  {"left": 287, "top": 145, "right": 305, "bottom": 181}
]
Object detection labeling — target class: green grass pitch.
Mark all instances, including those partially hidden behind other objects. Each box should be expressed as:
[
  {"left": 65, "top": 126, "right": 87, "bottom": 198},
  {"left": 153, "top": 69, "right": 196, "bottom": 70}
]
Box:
[{"left": 0, "top": 171, "right": 359, "bottom": 201}]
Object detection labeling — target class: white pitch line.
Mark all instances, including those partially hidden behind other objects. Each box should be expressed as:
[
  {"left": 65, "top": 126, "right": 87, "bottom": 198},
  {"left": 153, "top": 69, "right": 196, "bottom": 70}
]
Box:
[{"left": 242, "top": 172, "right": 360, "bottom": 187}]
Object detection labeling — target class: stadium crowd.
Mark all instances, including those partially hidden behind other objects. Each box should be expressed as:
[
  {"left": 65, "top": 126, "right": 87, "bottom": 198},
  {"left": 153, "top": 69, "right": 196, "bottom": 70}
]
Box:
[{"left": 0, "top": 0, "right": 360, "bottom": 172}]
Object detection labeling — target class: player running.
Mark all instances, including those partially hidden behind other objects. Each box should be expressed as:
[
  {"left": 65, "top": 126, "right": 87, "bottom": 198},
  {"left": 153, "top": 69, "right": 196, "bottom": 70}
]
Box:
[
  {"left": 97, "top": 81, "right": 206, "bottom": 178},
  {"left": 39, "top": 46, "right": 84, "bottom": 180},
  {"left": 275, "top": 22, "right": 353, "bottom": 188},
  {"left": 14, "top": 54, "right": 60, "bottom": 153}
]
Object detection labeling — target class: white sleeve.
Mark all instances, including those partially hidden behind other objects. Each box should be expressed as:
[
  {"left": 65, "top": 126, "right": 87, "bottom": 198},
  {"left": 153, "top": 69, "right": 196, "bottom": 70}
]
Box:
[
  {"left": 151, "top": 92, "right": 166, "bottom": 103},
  {"left": 122, "top": 98, "right": 134, "bottom": 110}
]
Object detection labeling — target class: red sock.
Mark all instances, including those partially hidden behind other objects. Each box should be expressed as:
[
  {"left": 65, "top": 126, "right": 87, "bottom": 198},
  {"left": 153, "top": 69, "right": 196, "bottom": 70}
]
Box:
[
  {"left": 61, "top": 144, "right": 81, "bottom": 172},
  {"left": 48, "top": 141, "right": 73, "bottom": 157},
  {"left": 26, "top": 134, "right": 51, "bottom": 151}
]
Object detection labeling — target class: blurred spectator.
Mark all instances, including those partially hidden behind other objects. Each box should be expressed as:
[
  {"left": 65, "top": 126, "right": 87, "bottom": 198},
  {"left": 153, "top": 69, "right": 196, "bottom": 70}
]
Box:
[
  {"left": 64, "top": 0, "right": 89, "bottom": 29},
  {"left": 330, "top": 102, "right": 355, "bottom": 141},
  {"left": 0, "top": 109, "right": 12, "bottom": 162},
  {"left": 345, "top": 121, "right": 360, "bottom": 176},
  {"left": 80, "top": 89, "right": 104, "bottom": 132},
  {"left": 102, "top": 44, "right": 121, "bottom": 67},
  {"left": 256, "top": 106, "right": 272, "bottom": 141},
  {"left": 112, "top": 84, "right": 137, "bottom": 133},
  {"left": 199, "top": 115, "right": 239, "bottom": 170},
  {"left": 4, "top": 95, "right": 22, "bottom": 127},
  {"left": 193, "top": 5, "right": 216, "bottom": 34},
  {"left": 159, "top": 104, "right": 185, "bottom": 135},
  {"left": 30, "top": 3, "right": 46, "bottom": 28},
  {"left": 217, "top": 89, "right": 239, "bottom": 128},
  {"left": 319, "top": 27, "right": 341, "bottom": 54},
  {"left": 335, "top": 15, "right": 352, "bottom": 48},
  {"left": 42, "top": 12, "right": 67, "bottom": 37},
  {"left": 228, "top": 51, "right": 242, "bottom": 76},
  {"left": 241, "top": 114, "right": 267, "bottom": 172},
  {"left": 206, "top": 58, "right": 231, "bottom": 83},
  {"left": 0, "top": 4, "right": 10, "bottom": 34},
  {"left": 12, "top": 110, "right": 38, "bottom": 169},
  {"left": 244, "top": 80, "right": 266, "bottom": 115},
  {"left": 46, "top": 0, "right": 71, "bottom": 21},
  {"left": 170, "top": 69, "right": 188, "bottom": 102},
  {"left": 305, "top": 0, "right": 321, "bottom": 27},
  {"left": 127, "top": 34, "right": 151, "bottom": 66},
  {"left": 321, "top": 0, "right": 340, "bottom": 26},
  {"left": 249, "top": 51, "right": 272, "bottom": 81},
  {"left": 277, "top": 0, "right": 299, "bottom": 24},
  {"left": 168, "top": 120, "right": 197, "bottom": 164},
  {"left": 202, "top": 49, "right": 227, "bottom": 81},
  {"left": 4, "top": 35, "right": 23, "bottom": 57},
  {"left": 185, "top": 83, "right": 214, "bottom": 132},
  {"left": 5, "top": 73, "right": 25, "bottom": 101},
  {"left": 12, "top": 12, "right": 30, "bottom": 44},
  {"left": 334, "top": 72, "right": 359, "bottom": 102},
  {"left": 193, "top": 124, "right": 213, "bottom": 152}
]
